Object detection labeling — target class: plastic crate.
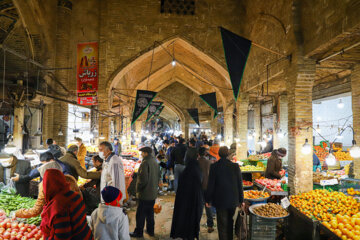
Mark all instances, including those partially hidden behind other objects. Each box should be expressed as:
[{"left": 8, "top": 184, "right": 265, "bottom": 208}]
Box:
[
  {"left": 339, "top": 178, "right": 360, "bottom": 194},
  {"left": 250, "top": 214, "right": 277, "bottom": 240},
  {"left": 313, "top": 184, "right": 339, "bottom": 191}
]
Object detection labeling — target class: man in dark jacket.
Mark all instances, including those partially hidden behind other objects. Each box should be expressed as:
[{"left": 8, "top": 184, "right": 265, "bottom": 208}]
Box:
[
  {"left": 206, "top": 146, "right": 244, "bottom": 240},
  {"left": 171, "top": 138, "right": 187, "bottom": 192},
  {"left": 198, "top": 147, "right": 214, "bottom": 233},
  {"left": 166, "top": 140, "right": 176, "bottom": 191},
  {"left": 130, "top": 147, "right": 160, "bottom": 238},
  {"left": 0, "top": 155, "right": 31, "bottom": 197},
  {"left": 184, "top": 138, "right": 198, "bottom": 166},
  {"left": 46, "top": 138, "right": 63, "bottom": 159}
]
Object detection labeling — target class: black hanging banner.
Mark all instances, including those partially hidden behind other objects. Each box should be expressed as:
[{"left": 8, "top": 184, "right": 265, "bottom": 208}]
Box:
[
  {"left": 220, "top": 27, "right": 252, "bottom": 101},
  {"left": 131, "top": 90, "right": 157, "bottom": 125},
  {"left": 187, "top": 108, "right": 200, "bottom": 127},
  {"left": 146, "top": 101, "right": 163, "bottom": 122},
  {"left": 153, "top": 105, "right": 165, "bottom": 117},
  {"left": 199, "top": 92, "right": 218, "bottom": 119}
]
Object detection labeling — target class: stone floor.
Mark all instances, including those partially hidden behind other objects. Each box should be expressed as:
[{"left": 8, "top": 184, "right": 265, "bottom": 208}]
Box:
[{"left": 127, "top": 193, "right": 220, "bottom": 240}]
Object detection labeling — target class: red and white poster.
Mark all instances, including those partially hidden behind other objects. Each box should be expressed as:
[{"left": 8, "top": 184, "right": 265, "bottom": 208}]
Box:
[{"left": 77, "top": 42, "right": 98, "bottom": 105}]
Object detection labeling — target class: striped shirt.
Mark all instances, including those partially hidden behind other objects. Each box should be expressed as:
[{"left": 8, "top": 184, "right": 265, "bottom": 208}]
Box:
[{"left": 48, "top": 191, "right": 93, "bottom": 240}]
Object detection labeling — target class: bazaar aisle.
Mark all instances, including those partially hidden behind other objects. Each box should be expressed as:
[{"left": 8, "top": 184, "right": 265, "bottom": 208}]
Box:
[{"left": 128, "top": 194, "right": 219, "bottom": 240}]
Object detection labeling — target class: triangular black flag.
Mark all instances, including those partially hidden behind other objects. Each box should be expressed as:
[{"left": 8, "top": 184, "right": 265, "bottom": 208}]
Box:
[
  {"left": 220, "top": 27, "right": 252, "bottom": 101},
  {"left": 146, "top": 101, "right": 163, "bottom": 122},
  {"left": 153, "top": 105, "right": 165, "bottom": 118},
  {"left": 131, "top": 90, "right": 157, "bottom": 125},
  {"left": 187, "top": 108, "right": 200, "bottom": 127},
  {"left": 200, "top": 92, "right": 218, "bottom": 119}
]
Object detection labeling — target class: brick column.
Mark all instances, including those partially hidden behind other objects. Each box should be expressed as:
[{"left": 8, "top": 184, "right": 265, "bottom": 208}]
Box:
[
  {"left": 236, "top": 94, "right": 249, "bottom": 160},
  {"left": 224, "top": 104, "right": 234, "bottom": 147},
  {"left": 13, "top": 105, "right": 24, "bottom": 151},
  {"left": 287, "top": 57, "right": 315, "bottom": 194},
  {"left": 53, "top": 0, "right": 72, "bottom": 146},
  {"left": 254, "top": 102, "right": 261, "bottom": 153},
  {"left": 279, "top": 95, "right": 289, "bottom": 164},
  {"left": 210, "top": 118, "right": 218, "bottom": 136},
  {"left": 182, "top": 117, "right": 189, "bottom": 139},
  {"left": 351, "top": 64, "right": 360, "bottom": 177}
]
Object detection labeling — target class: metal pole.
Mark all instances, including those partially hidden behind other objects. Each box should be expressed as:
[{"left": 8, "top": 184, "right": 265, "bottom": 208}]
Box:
[{"left": 318, "top": 42, "right": 360, "bottom": 63}]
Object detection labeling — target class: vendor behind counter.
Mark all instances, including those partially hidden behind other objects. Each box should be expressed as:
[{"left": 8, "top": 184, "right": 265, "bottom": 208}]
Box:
[{"left": 265, "top": 148, "right": 287, "bottom": 180}]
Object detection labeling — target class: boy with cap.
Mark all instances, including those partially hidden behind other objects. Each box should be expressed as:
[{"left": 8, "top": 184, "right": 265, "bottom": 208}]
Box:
[{"left": 90, "top": 186, "right": 130, "bottom": 240}]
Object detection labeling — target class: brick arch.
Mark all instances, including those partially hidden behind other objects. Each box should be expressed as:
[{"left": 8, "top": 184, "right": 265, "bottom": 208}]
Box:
[{"left": 107, "top": 37, "right": 232, "bottom": 111}]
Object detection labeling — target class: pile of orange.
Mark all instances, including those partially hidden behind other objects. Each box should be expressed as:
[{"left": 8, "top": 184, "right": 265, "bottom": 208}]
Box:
[
  {"left": 334, "top": 150, "right": 353, "bottom": 161},
  {"left": 314, "top": 145, "right": 329, "bottom": 162},
  {"left": 322, "top": 213, "right": 360, "bottom": 240},
  {"left": 290, "top": 189, "right": 360, "bottom": 222},
  {"left": 244, "top": 190, "right": 270, "bottom": 199},
  {"left": 347, "top": 188, "right": 360, "bottom": 196}
]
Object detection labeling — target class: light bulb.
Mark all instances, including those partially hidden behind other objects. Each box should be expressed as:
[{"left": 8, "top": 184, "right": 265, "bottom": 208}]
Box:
[
  {"left": 337, "top": 99, "right": 344, "bottom": 109},
  {"left": 301, "top": 139, "right": 312, "bottom": 155},
  {"left": 248, "top": 135, "right": 253, "bottom": 140},
  {"left": 235, "top": 138, "right": 240, "bottom": 143},
  {"left": 325, "top": 153, "right": 336, "bottom": 166},
  {"left": 217, "top": 134, "right": 221, "bottom": 140},
  {"left": 350, "top": 140, "right": 360, "bottom": 158},
  {"left": 316, "top": 116, "right": 322, "bottom": 121},
  {"left": 336, "top": 128, "right": 343, "bottom": 140},
  {"left": 58, "top": 130, "right": 63, "bottom": 136},
  {"left": 171, "top": 60, "right": 176, "bottom": 66},
  {"left": 316, "top": 125, "right": 321, "bottom": 134}
]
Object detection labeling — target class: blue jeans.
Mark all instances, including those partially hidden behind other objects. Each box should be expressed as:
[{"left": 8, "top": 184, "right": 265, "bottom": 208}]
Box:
[
  {"left": 174, "top": 164, "right": 185, "bottom": 193},
  {"left": 203, "top": 191, "right": 214, "bottom": 227},
  {"left": 166, "top": 169, "right": 174, "bottom": 190}
]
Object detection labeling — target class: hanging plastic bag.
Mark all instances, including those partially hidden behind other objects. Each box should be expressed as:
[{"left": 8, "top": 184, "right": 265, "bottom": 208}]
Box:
[{"left": 1, "top": 179, "right": 17, "bottom": 195}]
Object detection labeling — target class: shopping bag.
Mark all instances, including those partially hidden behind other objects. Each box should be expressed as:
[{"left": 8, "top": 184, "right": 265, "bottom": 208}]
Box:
[
  {"left": 154, "top": 199, "right": 162, "bottom": 214},
  {"left": 233, "top": 206, "right": 247, "bottom": 240},
  {"left": 1, "top": 179, "right": 17, "bottom": 194}
]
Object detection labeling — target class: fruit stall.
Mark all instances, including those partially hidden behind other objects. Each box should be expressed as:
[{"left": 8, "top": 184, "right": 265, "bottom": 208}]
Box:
[{"left": 288, "top": 189, "right": 360, "bottom": 240}]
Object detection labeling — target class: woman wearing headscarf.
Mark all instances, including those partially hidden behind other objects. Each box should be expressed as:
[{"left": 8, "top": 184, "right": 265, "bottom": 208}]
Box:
[
  {"left": 40, "top": 169, "right": 93, "bottom": 240},
  {"left": 170, "top": 155, "right": 203, "bottom": 239},
  {"left": 15, "top": 160, "right": 81, "bottom": 219},
  {"left": 265, "top": 148, "right": 287, "bottom": 180}
]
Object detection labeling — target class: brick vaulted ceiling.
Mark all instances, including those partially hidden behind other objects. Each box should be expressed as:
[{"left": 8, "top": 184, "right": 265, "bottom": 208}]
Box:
[{"left": 110, "top": 37, "right": 232, "bottom": 120}]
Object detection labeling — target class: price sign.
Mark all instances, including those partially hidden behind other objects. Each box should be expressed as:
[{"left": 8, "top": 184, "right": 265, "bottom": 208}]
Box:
[
  {"left": 281, "top": 197, "right": 290, "bottom": 209},
  {"left": 320, "top": 179, "right": 338, "bottom": 186}
]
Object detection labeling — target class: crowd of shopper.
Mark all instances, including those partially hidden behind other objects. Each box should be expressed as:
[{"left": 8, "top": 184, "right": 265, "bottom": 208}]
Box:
[{"left": 0, "top": 131, "right": 246, "bottom": 240}]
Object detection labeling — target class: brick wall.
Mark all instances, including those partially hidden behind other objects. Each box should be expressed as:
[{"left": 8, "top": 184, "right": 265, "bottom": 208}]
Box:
[
  {"left": 236, "top": 94, "right": 249, "bottom": 160},
  {"left": 351, "top": 65, "right": 360, "bottom": 177}
]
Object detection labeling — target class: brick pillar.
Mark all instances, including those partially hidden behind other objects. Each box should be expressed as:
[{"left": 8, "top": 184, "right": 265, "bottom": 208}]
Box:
[
  {"left": 210, "top": 118, "right": 218, "bottom": 136},
  {"left": 351, "top": 65, "right": 360, "bottom": 177},
  {"left": 182, "top": 117, "right": 189, "bottom": 139},
  {"left": 13, "top": 105, "right": 24, "bottom": 151},
  {"left": 287, "top": 57, "right": 315, "bottom": 194},
  {"left": 279, "top": 95, "right": 289, "bottom": 164},
  {"left": 224, "top": 104, "right": 234, "bottom": 147},
  {"left": 236, "top": 94, "right": 249, "bottom": 160},
  {"left": 254, "top": 102, "right": 261, "bottom": 153},
  {"left": 273, "top": 112, "right": 279, "bottom": 149},
  {"left": 53, "top": 0, "right": 72, "bottom": 146}
]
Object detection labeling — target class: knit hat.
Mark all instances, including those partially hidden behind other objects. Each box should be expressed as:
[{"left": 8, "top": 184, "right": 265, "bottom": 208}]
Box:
[
  {"left": 101, "top": 186, "right": 122, "bottom": 203},
  {"left": 277, "top": 148, "right": 287, "bottom": 157}
]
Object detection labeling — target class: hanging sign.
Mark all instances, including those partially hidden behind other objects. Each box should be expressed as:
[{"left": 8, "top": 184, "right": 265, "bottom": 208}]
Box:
[
  {"left": 131, "top": 90, "right": 157, "bottom": 125},
  {"left": 146, "top": 101, "right": 163, "bottom": 122},
  {"left": 199, "top": 92, "right": 218, "bottom": 119},
  {"left": 187, "top": 108, "right": 200, "bottom": 127},
  {"left": 153, "top": 105, "right": 165, "bottom": 118},
  {"left": 77, "top": 42, "right": 99, "bottom": 105},
  {"left": 281, "top": 197, "right": 290, "bottom": 209},
  {"left": 220, "top": 27, "right": 252, "bottom": 101}
]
